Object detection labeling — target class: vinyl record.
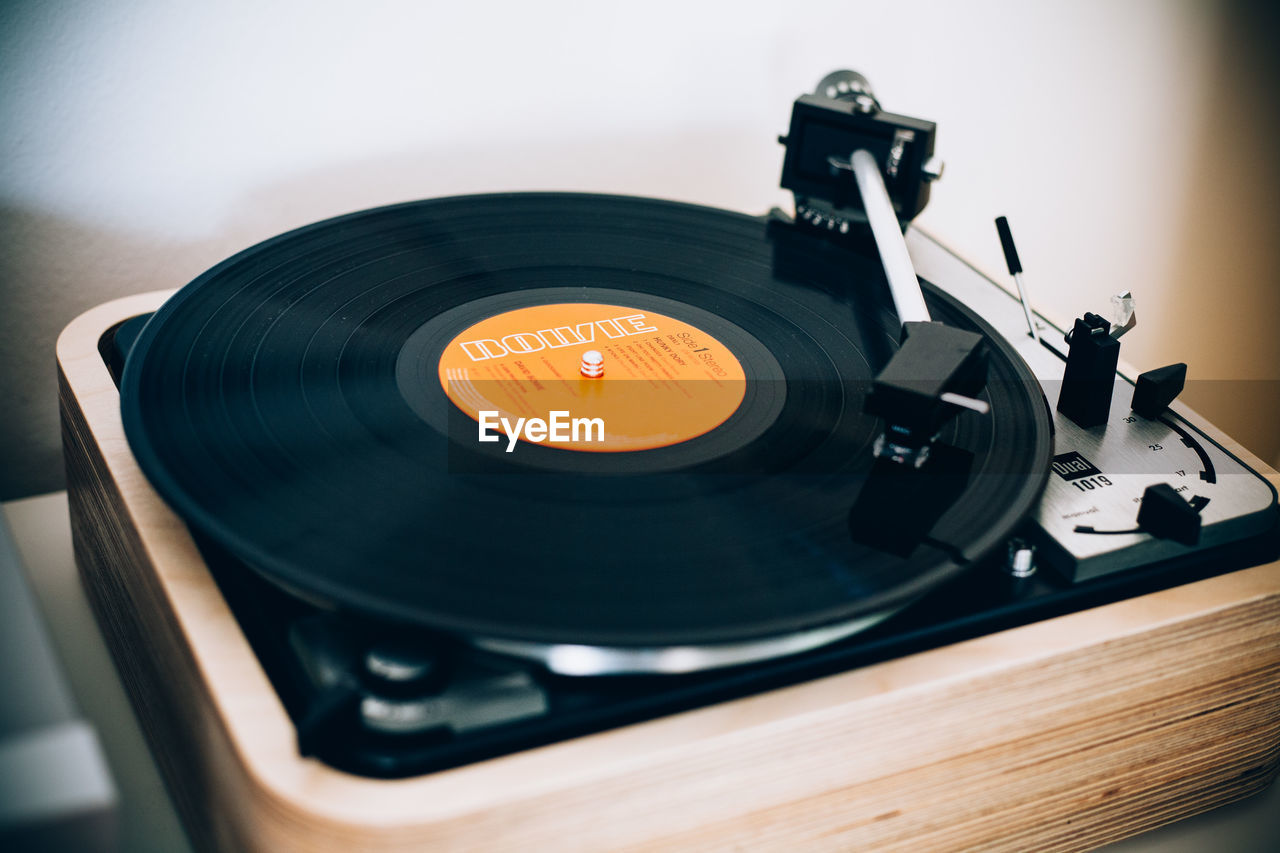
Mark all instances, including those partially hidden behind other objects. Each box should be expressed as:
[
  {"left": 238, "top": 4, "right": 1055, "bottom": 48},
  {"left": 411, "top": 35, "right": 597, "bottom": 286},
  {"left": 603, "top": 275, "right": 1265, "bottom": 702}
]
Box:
[{"left": 120, "top": 193, "right": 1051, "bottom": 652}]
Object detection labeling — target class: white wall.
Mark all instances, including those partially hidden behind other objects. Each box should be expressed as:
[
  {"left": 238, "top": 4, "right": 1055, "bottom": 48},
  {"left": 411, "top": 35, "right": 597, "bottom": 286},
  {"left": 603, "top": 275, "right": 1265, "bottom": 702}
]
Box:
[{"left": 2, "top": 0, "right": 1277, "bottom": 498}]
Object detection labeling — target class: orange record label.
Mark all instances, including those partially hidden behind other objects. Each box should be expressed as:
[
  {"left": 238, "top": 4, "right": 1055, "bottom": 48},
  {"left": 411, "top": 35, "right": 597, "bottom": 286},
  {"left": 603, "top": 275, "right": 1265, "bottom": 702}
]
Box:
[{"left": 438, "top": 303, "right": 746, "bottom": 451}]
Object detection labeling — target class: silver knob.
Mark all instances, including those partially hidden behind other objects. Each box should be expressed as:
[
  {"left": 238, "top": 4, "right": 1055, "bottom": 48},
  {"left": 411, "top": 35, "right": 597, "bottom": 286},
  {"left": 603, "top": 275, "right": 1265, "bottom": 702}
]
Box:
[
  {"left": 815, "top": 70, "right": 879, "bottom": 114},
  {"left": 1006, "top": 539, "right": 1037, "bottom": 578},
  {"left": 922, "top": 156, "right": 945, "bottom": 182}
]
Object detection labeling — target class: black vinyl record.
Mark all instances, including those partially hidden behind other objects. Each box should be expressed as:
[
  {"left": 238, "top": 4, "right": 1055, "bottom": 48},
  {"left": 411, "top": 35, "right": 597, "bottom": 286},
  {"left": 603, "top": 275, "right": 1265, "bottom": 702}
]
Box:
[{"left": 120, "top": 193, "right": 1051, "bottom": 648}]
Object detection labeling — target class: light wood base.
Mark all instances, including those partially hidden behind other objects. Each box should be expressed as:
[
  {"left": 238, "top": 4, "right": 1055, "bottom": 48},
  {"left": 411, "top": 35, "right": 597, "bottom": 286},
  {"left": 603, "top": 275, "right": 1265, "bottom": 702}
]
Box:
[{"left": 59, "top": 292, "right": 1280, "bottom": 852}]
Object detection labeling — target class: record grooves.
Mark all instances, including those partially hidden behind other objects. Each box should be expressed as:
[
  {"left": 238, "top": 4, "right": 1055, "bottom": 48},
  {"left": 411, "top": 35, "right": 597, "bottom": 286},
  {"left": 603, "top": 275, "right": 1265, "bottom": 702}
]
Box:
[{"left": 120, "top": 193, "right": 1051, "bottom": 650}]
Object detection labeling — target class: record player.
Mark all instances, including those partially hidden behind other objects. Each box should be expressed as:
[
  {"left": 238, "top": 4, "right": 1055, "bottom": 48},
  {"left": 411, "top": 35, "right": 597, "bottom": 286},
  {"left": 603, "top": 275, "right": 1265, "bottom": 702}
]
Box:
[{"left": 58, "top": 72, "right": 1280, "bottom": 851}]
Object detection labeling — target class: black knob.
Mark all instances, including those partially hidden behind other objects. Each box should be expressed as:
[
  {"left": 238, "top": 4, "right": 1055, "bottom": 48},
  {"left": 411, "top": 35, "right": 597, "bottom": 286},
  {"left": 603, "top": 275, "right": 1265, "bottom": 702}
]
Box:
[
  {"left": 1136, "top": 482, "right": 1202, "bottom": 546},
  {"left": 1131, "top": 363, "right": 1187, "bottom": 419}
]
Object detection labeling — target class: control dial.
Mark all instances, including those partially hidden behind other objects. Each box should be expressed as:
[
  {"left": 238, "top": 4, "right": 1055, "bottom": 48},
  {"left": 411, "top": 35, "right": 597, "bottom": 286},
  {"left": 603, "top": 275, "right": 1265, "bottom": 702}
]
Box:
[{"left": 1031, "top": 378, "right": 1274, "bottom": 581}]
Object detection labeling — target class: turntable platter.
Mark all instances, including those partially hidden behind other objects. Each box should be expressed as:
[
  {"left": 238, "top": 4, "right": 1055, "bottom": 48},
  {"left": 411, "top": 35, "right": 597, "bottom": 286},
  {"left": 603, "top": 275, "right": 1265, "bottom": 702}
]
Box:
[{"left": 119, "top": 193, "right": 1052, "bottom": 651}]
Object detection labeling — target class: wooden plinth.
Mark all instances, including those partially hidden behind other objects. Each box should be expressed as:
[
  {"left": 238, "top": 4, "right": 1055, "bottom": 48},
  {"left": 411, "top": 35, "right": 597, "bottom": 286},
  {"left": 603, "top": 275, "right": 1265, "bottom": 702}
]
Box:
[{"left": 58, "top": 292, "right": 1280, "bottom": 852}]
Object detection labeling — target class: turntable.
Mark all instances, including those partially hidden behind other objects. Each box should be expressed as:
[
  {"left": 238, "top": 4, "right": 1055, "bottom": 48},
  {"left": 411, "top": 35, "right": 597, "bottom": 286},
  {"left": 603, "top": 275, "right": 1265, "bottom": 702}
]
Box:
[{"left": 58, "top": 71, "right": 1280, "bottom": 850}]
